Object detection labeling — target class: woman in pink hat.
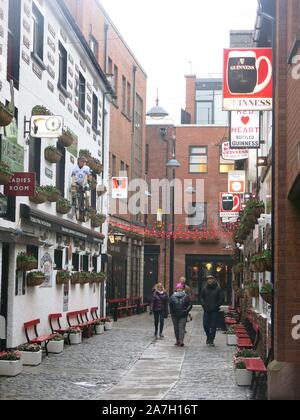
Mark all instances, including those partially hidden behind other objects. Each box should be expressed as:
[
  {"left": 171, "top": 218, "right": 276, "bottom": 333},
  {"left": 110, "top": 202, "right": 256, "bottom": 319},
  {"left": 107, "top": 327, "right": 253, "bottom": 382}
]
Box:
[{"left": 169, "top": 283, "right": 193, "bottom": 347}]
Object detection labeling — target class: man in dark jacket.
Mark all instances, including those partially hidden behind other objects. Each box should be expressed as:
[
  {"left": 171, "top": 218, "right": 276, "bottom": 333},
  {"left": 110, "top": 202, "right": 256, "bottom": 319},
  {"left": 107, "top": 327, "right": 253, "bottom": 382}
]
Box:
[
  {"left": 170, "top": 283, "right": 193, "bottom": 347},
  {"left": 201, "top": 275, "right": 225, "bottom": 347}
]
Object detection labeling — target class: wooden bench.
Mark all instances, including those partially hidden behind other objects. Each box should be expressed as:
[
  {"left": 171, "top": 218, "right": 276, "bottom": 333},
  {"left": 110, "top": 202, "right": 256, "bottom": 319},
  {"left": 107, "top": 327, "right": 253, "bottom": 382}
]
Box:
[
  {"left": 49, "top": 313, "right": 76, "bottom": 345},
  {"left": 90, "top": 307, "right": 106, "bottom": 322},
  {"left": 66, "top": 310, "right": 93, "bottom": 338},
  {"left": 24, "top": 319, "right": 58, "bottom": 356}
]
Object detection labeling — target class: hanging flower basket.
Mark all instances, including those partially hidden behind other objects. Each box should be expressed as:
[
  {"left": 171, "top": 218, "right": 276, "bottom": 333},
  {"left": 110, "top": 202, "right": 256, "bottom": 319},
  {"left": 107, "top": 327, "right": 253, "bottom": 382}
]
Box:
[
  {"left": 43, "top": 186, "right": 61, "bottom": 202},
  {"left": 248, "top": 287, "right": 260, "bottom": 299},
  {"left": 0, "top": 161, "right": 13, "bottom": 185},
  {"left": 260, "top": 283, "right": 273, "bottom": 304},
  {"left": 27, "top": 271, "right": 45, "bottom": 287},
  {"left": 58, "top": 129, "right": 74, "bottom": 147},
  {"left": 260, "top": 292, "right": 272, "bottom": 305},
  {"left": 29, "top": 186, "right": 48, "bottom": 204},
  {"left": 17, "top": 253, "right": 38, "bottom": 272},
  {"left": 97, "top": 185, "right": 107, "bottom": 197},
  {"left": 32, "top": 105, "right": 52, "bottom": 116},
  {"left": 44, "top": 146, "right": 62, "bottom": 164},
  {"left": 89, "top": 158, "right": 103, "bottom": 175},
  {"left": 56, "top": 270, "right": 71, "bottom": 285},
  {"left": 0, "top": 102, "right": 14, "bottom": 127},
  {"left": 56, "top": 198, "right": 72, "bottom": 215},
  {"left": 91, "top": 213, "right": 106, "bottom": 228}
]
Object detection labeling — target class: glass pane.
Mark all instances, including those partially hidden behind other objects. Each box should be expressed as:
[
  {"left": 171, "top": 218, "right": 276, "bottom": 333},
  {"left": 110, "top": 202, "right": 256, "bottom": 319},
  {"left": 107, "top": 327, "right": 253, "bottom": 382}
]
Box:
[
  {"left": 190, "top": 164, "right": 207, "bottom": 173},
  {"left": 220, "top": 164, "right": 235, "bottom": 173},
  {"left": 196, "top": 90, "right": 214, "bottom": 101},
  {"left": 190, "top": 156, "right": 207, "bottom": 164},
  {"left": 196, "top": 102, "right": 213, "bottom": 124},
  {"left": 190, "top": 147, "right": 207, "bottom": 155}
]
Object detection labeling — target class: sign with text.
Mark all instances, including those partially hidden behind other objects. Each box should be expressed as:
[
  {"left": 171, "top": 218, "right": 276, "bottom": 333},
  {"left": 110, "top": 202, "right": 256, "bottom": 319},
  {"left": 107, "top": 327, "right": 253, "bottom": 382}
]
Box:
[
  {"left": 220, "top": 192, "right": 241, "bottom": 222},
  {"left": 112, "top": 177, "right": 128, "bottom": 199},
  {"left": 228, "top": 171, "right": 246, "bottom": 194},
  {"left": 230, "top": 111, "right": 260, "bottom": 149},
  {"left": 30, "top": 115, "right": 63, "bottom": 138},
  {"left": 223, "top": 48, "right": 273, "bottom": 111},
  {"left": 4, "top": 172, "right": 36, "bottom": 196},
  {"left": 222, "top": 141, "right": 249, "bottom": 160}
]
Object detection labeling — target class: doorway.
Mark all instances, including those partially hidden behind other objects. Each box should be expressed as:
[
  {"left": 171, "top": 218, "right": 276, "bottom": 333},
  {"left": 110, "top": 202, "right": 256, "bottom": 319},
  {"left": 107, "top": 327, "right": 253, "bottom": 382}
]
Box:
[
  {"left": 185, "top": 255, "right": 233, "bottom": 305},
  {"left": 144, "top": 246, "right": 160, "bottom": 303},
  {"left": 0, "top": 243, "right": 9, "bottom": 351}
]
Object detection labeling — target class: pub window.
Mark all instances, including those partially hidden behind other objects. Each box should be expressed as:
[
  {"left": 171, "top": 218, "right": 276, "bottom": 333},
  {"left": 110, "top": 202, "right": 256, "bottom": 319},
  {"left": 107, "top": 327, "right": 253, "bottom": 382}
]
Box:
[
  {"left": 127, "top": 82, "right": 131, "bottom": 118},
  {"left": 58, "top": 42, "right": 68, "bottom": 91},
  {"left": 72, "top": 253, "right": 79, "bottom": 272},
  {"left": 32, "top": 3, "right": 44, "bottom": 62},
  {"left": 81, "top": 255, "right": 89, "bottom": 272},
  {"left": 54, "top": 249, "right": 63, "bottom": 271},
  {"left": 189, "top": 146, "right": 208, "bottom": 173},
  {"left": 7, "top": 0, "right": 21, "bottom": 89},
  {"left": 79, "top": 72, "right": 86, "bottom": 114},
  {"left": 92, "top": 93, "right": 98, "bottom": 130}
]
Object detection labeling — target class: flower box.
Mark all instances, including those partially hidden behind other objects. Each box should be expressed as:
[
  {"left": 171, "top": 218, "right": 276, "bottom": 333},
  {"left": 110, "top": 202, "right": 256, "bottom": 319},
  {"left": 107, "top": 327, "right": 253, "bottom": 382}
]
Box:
[
  {"left": 0, "top": 359, "right": 22, "bottom": 377},
  {"left": 27, "top": 272, "right": 45, "bottom": 287},
  {"left": 227, "top": 334, "right": 237, "bottom": 346},
  {"left": 0, "top": 102, "right": 14, "bottom": 127},
  {"left": 96, "top": 324, "right": 105, "bottom": 335},
  {"left": 17, "top": 253, "right": 38, "bottom": 272},
  {"left": 69, "top": 330, "right": 82, "bottom": 345},
  {"left": 104, "top": 320, "right": 114, "bottom": 331},
  {"left": 47, "top": 339, "right": 64, "bottom": 354},
  {"left": 20, "top": 350, "right": 42, "bottom": 366},
  {"left": 235, "top": 368, "right": 252, "bottom": 386}
]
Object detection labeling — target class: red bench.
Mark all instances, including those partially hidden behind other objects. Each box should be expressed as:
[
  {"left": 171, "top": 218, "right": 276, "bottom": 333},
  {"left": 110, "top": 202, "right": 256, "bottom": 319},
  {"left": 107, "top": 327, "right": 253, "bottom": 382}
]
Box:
[
  {"left": 49, "top": 313, "right": 75, "bottom": 345},
  {"left": 90, "top": 307, "right": 106, "bottom": 322},
  {"left": 24, "top": 319, "right": 58, "bottom": 356}
]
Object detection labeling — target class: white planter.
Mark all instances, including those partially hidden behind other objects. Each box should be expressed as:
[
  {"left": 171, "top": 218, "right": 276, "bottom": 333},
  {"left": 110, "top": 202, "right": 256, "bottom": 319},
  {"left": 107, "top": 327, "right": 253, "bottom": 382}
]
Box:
[
  {"left": 96, "top": 324, "right": 105, "bottom": 335},
  {"left": 0, "top": 359, "right": 23, "bottom": 377},
  {"left": 104, "top": 321, "right": 113, "bottom": 331},
  {"left": 47, "top": 340, "right": 64, "bottom": 354},
  {"left": 69, "top": 332, "right": 82, "bottom": 345},
  {"left": 227, "top": 334, "right": 237, "bottom": 346},
  {"left": 235, "top": 368, "right": 253, "bottom": 386},
  {"left": 20, "top": 350, "right": 42, "bottom": 366}
]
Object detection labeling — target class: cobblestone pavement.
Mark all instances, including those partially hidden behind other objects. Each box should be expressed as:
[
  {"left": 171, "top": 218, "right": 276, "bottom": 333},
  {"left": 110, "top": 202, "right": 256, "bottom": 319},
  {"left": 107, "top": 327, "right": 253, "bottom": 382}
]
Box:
[{"left": 0, "top": 308, "right": 251, "bottom": 400}]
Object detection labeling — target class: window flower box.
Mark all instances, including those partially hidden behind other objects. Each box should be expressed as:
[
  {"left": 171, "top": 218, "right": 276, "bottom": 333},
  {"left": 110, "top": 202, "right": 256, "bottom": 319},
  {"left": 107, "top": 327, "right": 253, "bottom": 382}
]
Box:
[
  {"left": 0, "top": 352, "right": 23, "bottom": 377},
  {"left": 69, "top": 329, "right": 82, "bottom": 345},
  {"left": 104, "top": 319, "right": 114, "bottom": 331},
  {"left": 17, "top": 253, "right": 38, "bottom": 272}
]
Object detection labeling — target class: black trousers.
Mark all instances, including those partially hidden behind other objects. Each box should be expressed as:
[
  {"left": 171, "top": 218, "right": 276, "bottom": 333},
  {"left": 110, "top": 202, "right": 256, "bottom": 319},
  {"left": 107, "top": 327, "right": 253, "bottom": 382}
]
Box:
[{"left": 153, "top": 311, "right": 165, "bottom": 335}]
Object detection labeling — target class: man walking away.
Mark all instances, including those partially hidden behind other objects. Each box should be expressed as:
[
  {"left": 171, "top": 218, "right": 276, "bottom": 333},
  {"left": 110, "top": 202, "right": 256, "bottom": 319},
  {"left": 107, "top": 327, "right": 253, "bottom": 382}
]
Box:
[
  {"left": 170, "top": 283, "right": 193, "bottom": 347},
  {"left": 201, "top": 275, "right": 225, "bottom": 347}
]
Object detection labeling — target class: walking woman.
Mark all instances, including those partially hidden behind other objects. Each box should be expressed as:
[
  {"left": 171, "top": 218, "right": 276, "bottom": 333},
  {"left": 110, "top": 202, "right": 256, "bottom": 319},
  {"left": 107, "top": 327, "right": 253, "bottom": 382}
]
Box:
[
  {"left": 170, "top": 283, "right": 193, "bottom": 347},
  {"left": 152, "top": 283, "right": 169, "bottom": 339}
]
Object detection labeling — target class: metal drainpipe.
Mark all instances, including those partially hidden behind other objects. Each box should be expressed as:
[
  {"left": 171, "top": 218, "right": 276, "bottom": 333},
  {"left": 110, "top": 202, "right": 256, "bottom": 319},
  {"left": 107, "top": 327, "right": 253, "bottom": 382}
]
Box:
[
  {"left": 131, "top": 65, "right": 137, "bottom": 181},
  {"left": 101, "top": 23, "right": 109, "bottom": 214}
]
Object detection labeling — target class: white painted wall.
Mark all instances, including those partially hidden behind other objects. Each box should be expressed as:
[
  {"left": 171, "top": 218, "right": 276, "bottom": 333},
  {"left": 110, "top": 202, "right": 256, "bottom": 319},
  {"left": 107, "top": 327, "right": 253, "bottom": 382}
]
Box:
[{"left": 1, "top": 0, "right": 111, "bottom": 348}]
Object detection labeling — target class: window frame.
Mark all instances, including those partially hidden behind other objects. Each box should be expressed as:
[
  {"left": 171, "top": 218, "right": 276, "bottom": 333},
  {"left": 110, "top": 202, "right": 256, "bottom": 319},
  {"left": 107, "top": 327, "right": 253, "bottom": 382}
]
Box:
[
  {"left": 189, "top": 146, "right": 208, "bottom": 174},
  {"left": 32, "top": 3, "right": 45, "bottom": 65},
  {"left": 58, "top": 41, "right": 68, "bottom": 93}
]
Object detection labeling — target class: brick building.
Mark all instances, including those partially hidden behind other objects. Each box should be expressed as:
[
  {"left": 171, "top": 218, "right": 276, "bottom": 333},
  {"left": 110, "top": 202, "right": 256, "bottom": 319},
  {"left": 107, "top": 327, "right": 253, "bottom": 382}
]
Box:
[
  {"left": 64, "top": 0, "right": 147, "bottom": 301},
  {"left": 145, "top": 78, "right": 235, "bottom": 303}
]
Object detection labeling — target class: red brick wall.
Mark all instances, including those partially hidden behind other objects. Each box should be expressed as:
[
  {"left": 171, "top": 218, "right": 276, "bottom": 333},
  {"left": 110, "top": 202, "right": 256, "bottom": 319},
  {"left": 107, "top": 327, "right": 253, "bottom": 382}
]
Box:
[
  {"left": 275, "top": 0, "right": 300, "bottom": 363},
  {"left": 185, "top": 76, "right": 196, "bottom": 124}
]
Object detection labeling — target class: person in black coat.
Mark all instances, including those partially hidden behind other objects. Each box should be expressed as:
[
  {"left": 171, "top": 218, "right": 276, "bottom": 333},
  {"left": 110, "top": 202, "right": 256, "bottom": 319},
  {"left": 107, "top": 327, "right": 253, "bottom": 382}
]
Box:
[
  {"left": 170, "top": 283, "right": 193, "bottom": 347},
  {"left": 201, "top": 275, "right": 225, "bottom": 347},
  {"left": 151, "top": 283, "right": 169, "bottom": 339}
]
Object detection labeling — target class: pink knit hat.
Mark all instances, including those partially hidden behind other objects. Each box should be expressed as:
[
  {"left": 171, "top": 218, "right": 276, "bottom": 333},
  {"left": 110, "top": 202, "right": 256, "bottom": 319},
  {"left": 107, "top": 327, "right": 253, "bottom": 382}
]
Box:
[{"left": 176, "top": 283, "right": 184, "bottom": 290}]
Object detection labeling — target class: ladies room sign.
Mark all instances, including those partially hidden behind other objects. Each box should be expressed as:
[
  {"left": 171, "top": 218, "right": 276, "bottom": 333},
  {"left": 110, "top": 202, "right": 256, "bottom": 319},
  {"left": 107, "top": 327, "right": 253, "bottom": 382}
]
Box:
[{"left": 223, "top": 48, "right": 273, "bottom": 111}]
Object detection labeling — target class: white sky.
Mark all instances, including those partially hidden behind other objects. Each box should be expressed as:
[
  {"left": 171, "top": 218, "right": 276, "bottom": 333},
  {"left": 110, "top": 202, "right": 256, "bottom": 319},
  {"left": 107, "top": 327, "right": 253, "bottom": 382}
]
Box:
[{"left": 100, "top": 0, "right": 258, "bottom": 123}]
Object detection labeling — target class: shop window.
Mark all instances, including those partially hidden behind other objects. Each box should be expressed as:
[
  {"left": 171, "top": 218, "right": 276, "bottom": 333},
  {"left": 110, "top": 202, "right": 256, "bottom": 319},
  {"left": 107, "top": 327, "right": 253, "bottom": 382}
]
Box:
[{"left": 54, "top": 249, "right": 63, "bottom": 270}]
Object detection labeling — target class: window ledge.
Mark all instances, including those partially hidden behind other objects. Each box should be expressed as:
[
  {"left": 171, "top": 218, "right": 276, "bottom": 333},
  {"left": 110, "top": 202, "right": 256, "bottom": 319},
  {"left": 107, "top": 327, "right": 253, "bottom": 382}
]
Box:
[
  {"left": 79, "top": 109, "right": 87, "bottom": 120},
  {"left": 58, "top": 83, "right": 70, "bottom": 99},
  {"left": 31, "top": 52, "right": 47, "bottom": 71}
]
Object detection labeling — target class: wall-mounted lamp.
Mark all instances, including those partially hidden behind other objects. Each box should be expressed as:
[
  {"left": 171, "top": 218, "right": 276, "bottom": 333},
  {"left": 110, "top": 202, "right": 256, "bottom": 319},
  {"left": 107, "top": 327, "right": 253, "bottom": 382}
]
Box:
[{"left": 257, "top": 156, "right": 268, "bottom": 167}]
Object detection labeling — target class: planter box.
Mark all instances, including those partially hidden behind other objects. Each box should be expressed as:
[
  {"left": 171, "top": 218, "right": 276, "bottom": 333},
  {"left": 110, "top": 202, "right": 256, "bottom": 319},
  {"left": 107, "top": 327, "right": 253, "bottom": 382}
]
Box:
[
  {"left": 69, "top": 332, "right": 82, "bottom": 345},
  {"left": 96, "top": 324, "right": 105, "bottom": 335},
  {"left": 0, "top": 360, "right": 23, "bottom": 377},
  {"left": 20, "top": 350, "right": 42, "bottom": 366},
  {"left": 235, "top": 368, "right": 252, "bottom": 386},
  {"left": 47, "top": 340, "right": 64, "bottom": 354},
  {"left": 227, "top": 334, "right": 237, "bottom": 346},
  {"left": 104, "top": 321, "right": 114, "bottom": 331}
]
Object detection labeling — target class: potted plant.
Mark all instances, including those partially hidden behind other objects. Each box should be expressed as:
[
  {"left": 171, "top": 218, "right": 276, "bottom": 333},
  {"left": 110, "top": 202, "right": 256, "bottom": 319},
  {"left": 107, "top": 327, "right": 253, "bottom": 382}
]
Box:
[
  {"left": 31, "top": 105, "right": 52, "bottom": 116},
  {"left": 17, "top": 252, "right": 38, "bottom": 271},
  {"left": 0, "top": 351, "right": 22, "bottom": 377},
  {"left": 0, "top": 160, "right": 13, "bottom": 185},
  {"left": 71, "top": 272, "right": 81, "bottom": 285},
  {"left": 104, "top": 318, "right": 114, "bottom": 331},
  {"left": 69, "top": 328, "right": 82, "bottom": 345},
  {"left": 27, "top": 271, "right": 45, "bottom": 287},
  {"left": 58, "top": 127, "right": 74, "bottom": 147},
  {"left": 234, "top": 358, "right": 252, "bottom": 386},
  {"left": 0, "top": 101, "right": 14, "bottom": 127},
  {"left": 226, "top": 326, "right": 237, "bottom": 346},
  {"left": 47, "top": 335, "right": 64, "bottom": 354},
  {"left": 29, "top": 186, "right": 48, "bottom": 204},
  {"left": 56, "top": 270, "right": 71, "bottom": 285},
  {"left": 43, "top": 186, "right": 61, "bottom": 202},
  {"left": 90, "top": 212, "right": 106, "bottom": 228},
  {"left": 18, "top": 343, "right": 42, "bottom": 366},
  {"left": 260, "top": 283, "right": 273, "bottom": 304},
  {"left": 89, "top": 158, "right": 103, "bottom": 175},
  {"left": 44, "top": 146, "right": 62, "bottom": 164},
  {"left": 97, "top": 184, "right": 107, "bottom": 197},
  {"left": 235, "top": 349, "right": 259, "bottom": 360},
  {"left": 56, "top": 198, "right": 72, "bottom": 215},
  {"left": 95, "top": 320, "right": 105, "bottom": 335},
  {"left": 247, "top": 282, "right": 260, "bottom": 299}
]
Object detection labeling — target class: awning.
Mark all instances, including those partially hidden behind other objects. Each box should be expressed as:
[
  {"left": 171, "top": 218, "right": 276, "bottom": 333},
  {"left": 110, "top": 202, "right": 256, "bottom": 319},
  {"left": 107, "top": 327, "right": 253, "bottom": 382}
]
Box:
[{"left": 20, "top": 204, "right": 105, "bottom": 245}]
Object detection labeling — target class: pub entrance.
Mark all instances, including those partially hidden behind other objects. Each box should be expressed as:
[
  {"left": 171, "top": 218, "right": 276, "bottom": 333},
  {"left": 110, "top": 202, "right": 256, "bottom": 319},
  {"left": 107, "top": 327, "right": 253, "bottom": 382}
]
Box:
[{"left": 185, "top": 255, "right": 233, "bottom": 305}]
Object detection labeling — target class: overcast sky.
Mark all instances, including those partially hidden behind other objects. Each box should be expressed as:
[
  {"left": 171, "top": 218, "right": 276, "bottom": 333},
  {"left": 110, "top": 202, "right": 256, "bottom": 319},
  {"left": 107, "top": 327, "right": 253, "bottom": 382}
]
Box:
[{"left": 100, "top": 0, "right": 258, "bottom": 123}]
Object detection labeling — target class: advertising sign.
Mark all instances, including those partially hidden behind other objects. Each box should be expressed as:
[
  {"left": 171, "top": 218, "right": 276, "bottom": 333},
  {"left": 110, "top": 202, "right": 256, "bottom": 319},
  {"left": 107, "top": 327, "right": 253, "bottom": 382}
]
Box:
[
  {"left": 4, "top": 172, "right": 36, "bottom": 196},
  {"left": 230, "top": 111, "right": 260, "bottom": 149},
  {"left": 223, "top": 48, "right": 273, "bottom": 111},
  {"left": 30, "top": 115, "right": 63, "bottom": 138},
  {"left": 228, "top": 171, "right": 246, "bottom": 194},
  {"left": 220, "top": 193, "right": 241, "bottom": 221},
  {"left": 222, "top": 141, "right": 248, "bottom": 160},
  {"left": 112, "top": 177, "right": 128, "bottom": 199}
]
